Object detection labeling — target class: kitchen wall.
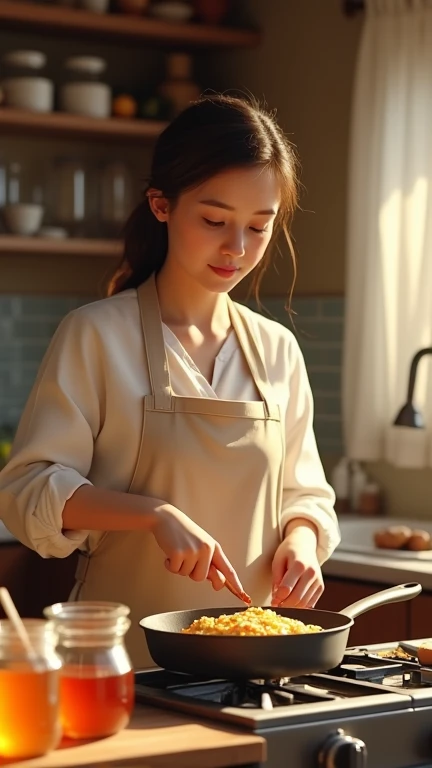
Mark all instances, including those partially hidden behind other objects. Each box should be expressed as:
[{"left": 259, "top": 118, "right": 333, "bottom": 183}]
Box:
[{"left": 0, "top": 292, "right": 344, "bottom": 452}]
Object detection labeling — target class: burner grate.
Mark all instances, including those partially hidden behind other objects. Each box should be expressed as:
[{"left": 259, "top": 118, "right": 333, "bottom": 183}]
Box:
[{"left": 168, "top": 679, "right": 342, "bottom": 709}]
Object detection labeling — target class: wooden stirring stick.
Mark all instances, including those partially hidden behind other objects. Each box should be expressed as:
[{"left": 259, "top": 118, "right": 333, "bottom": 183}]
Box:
[{"left": 0, "top": 586, "right": 41, "bottom": 669}]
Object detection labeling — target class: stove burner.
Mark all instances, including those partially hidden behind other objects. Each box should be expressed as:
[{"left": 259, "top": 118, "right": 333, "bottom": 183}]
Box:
[
  {"left": 330, "top": 649, "right": 432, "bottom": 690},
  {"left": 169, "top": 678, "right": 342, "bottom": 709}
]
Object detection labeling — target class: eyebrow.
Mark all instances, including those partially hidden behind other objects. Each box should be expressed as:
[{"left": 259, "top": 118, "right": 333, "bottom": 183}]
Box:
[{"left": 199, "top": 199, "right": 276, "bottom": 216}]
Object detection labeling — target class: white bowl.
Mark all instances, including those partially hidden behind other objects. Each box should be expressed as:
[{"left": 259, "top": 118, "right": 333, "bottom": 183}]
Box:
[
  {"left": 150, "top": 1, "right": 194, "bottom": 23},
  {"left": 2, "top": 203, "right": 44, "bottom": 236}
]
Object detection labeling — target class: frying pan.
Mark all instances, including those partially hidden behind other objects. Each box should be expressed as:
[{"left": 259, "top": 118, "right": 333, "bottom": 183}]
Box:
[{"left": 139, "top": 582, "right": 421, "bottom": 679}]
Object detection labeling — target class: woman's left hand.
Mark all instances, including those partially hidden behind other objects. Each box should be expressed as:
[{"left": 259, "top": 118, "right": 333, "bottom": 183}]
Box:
[{"left": 271, "top": 518, "right": 324, "bottom": 608}]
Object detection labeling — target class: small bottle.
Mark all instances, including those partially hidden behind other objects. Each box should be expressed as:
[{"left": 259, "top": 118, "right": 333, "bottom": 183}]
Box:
[
  {"left": 330, "top": 457, "right": 351, "bottom": 515},
  {"left": 350, "top": 461, "right": 368, "bottom": 514},
  {"left": 159, "top": 53, "right": 200, "bottom": 117},
  {"left": 358, "top": 482, "right": 383, "bottom": 516}
]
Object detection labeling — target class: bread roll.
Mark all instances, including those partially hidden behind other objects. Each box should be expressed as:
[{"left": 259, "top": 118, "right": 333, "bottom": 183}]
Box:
[
  {"left": 373, "top": 526, "right": 412, "bottom": 550},
  {"left": 406, "top": 529, "right": 431, "bottom": 551},
  {"left": 418, "top": 641, "right": 432, "bottom": 666}
]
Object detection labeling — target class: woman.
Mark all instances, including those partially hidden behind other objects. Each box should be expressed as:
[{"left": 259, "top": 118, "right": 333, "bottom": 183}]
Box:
[{"left": 0, "top": 95, "right": 340, "bottom": 668}]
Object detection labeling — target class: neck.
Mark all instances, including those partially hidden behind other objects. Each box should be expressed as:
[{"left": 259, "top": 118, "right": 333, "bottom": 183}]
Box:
[{"left": 155, "top": 262, "right": 231, "bottom": 333}]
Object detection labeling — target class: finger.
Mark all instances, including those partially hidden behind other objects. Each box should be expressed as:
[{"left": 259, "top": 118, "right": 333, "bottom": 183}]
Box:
[
  {"left": 207, "top": 564, "right": 226, "bottom": 591},
  {"left": 164, "top": 552, "right": 184, "bottom": 574},
  {"left": 305, "top": 584, "right": 324, "bottom": 608},
  {"left": 178, "top": 556, "right": 199, "bottom": 577},
  {"left": 283, "top": 572, "right": 321, "bottom": 607},
  {"left": 271, "top": 548, "right": 288, "bottom": 593},
  {"left": 271, "top": 561, "right": 304, "bottom": 606},
  {"left": 284, "top": 579, "right": 322, "bottom": 609},
  {"left": 211, "top": 544, "right": 245, "bottom": 596},
  {"left": 190, "top": 548, "right": 214, "bottom": 582}
]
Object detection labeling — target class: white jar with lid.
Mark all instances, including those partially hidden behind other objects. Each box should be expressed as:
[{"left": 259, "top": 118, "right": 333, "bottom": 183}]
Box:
[
  {"left": 60, "top": 57, "right": 111, "bottom": 119},
  {"left": 1, "top": 50, "right": 54, "bottom": 113}
]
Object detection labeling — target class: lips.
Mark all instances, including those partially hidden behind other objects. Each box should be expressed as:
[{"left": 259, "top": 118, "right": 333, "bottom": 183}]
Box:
[{"left": 209, "top": 265, "right": 239, "bottom": 278}]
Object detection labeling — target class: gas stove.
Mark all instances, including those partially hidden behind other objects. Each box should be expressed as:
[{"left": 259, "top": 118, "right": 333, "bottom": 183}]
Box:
[{"left": 135, "top": 639, "right": 432, "bottom": 768}]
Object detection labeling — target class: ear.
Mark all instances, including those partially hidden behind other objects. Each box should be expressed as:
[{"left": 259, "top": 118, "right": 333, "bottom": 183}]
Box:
[{"left": 147, "top": 189, "right": 170, "bottom": 222}]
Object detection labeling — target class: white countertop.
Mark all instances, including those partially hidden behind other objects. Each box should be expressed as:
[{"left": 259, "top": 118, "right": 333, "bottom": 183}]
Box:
[
  {"left": 324, "top": 515, "right": 432, "bottom": 591},
  {"left": 323, "top": 549, "right": 432, "bottom": 590}
]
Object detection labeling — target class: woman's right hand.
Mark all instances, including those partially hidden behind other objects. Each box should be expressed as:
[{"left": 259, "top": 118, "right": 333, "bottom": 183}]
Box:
[{"left": 152, "top": 502, "right": 245, "bottom": 594}]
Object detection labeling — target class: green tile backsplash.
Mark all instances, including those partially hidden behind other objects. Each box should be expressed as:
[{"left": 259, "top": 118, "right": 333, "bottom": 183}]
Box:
[{"left": 0, "top": 294, "right": 344, "bottom": 454}]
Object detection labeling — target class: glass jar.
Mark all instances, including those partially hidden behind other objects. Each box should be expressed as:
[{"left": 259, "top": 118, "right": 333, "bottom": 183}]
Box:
[
  {"left": 1, "top": 50, "right": 54, "bottom": 113},
  {"left": 0, "top": 619, "right": 62, "bottom": 759},
  {"left": 43, "top": 602, "right": 134, "bottom": 739},
  {"left": 60, "top": 57, "right": 112, "bottom": 118},
  {"left": 2, "top": 160, "right": 45, "bottom": 235},
  {"left": 51, "top": 157, "right": 92, "bottom": 237},
  {"left": 99, "top": 160, "right": 134, "bottom": 237}
]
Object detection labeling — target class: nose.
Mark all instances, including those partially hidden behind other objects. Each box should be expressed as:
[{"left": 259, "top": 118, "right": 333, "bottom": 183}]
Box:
[{"left": 222, "top": 228, "right": 245, "bottom": 258}]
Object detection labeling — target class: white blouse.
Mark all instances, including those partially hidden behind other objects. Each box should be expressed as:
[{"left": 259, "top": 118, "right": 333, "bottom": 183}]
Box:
[{"left": 0, "top": 289, "right": 340, "bottom": 563}]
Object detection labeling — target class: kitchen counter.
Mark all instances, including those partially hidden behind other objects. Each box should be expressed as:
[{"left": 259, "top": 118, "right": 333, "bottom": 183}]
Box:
[
  {"left": 323, "top": 516, "right": 432, "bottom": 590},
  {"left": 1, "top": 704, "right": 266, "bottom": 768},
  {"left": 323, "top": 548, "right": 432, "bottom": 590}
]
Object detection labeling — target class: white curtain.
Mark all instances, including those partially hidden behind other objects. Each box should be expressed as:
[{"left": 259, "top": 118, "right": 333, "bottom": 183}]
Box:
[{"left": 343, "top": 0, "right": 432, "bottom": 468}]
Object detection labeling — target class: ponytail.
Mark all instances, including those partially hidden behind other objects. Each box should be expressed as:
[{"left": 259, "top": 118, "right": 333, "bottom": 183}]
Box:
[{"left": 107, "top": 194, "right": 168, "bottom": 296}]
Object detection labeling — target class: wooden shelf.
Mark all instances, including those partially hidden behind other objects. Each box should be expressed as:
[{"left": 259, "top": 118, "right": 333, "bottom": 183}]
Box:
[
  {"left": 0, "top": 1, "right": 260, "bottom": 48},
  {"left": 0, "top": 235, "right": 122, "bottom": 258},
  {"left": 0, "top": 108, "right": 167, "bottom": 143}
]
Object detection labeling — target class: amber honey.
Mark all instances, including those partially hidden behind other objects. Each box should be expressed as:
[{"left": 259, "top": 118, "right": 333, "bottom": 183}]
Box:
[
  {"left": 60, "top": 666, "right": 135, "bottom": 738},
  {"left": 0, "top": 668, "right": 61, "bottom": 758}
]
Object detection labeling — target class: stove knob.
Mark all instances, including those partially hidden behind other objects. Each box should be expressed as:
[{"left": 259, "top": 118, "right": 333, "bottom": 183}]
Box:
[{"left": 318, "top": 728, "right": 368, "bottom": 768}]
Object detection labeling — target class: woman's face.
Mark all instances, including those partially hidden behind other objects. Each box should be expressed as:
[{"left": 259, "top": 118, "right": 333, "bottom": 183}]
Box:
[{"left": 151, "top": 166, "right": 281, "bottom": 293}]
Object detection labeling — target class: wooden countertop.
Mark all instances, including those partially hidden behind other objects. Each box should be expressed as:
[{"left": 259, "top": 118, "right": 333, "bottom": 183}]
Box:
[{"left": 1, "top": 704, "right": 266, "bottom": 768}]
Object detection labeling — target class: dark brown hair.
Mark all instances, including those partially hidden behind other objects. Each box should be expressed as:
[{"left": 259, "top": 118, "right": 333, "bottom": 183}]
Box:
[{"left": 108, "top": 94, "right": 299, "bottom": 304}]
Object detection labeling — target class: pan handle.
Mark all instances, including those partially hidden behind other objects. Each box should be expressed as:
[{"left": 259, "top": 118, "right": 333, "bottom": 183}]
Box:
[{"left": 340, "top": 582, "right": 422, "bottom": 620}]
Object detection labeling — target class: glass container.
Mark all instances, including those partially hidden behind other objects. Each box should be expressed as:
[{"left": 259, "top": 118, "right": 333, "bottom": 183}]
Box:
[
  {"left": 0, "top": 619, "right": 62, "bottom": 759},
  {"left": 99, "top": 160, "right": 134, "bottom": 237},
  {"left": 43, "top": 601, "right": 134, "bottom": 739},
  {"left": 51, "top": 157, "right": 92, "bottom": 237}
]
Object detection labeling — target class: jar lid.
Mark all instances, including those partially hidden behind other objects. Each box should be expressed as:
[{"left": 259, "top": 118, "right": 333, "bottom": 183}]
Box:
[
  {"left": 2, "top": 50, "right": 47, "bottom": 70},
  {"left": 64, "top": 56, "right": 107, "bottom": 75}
]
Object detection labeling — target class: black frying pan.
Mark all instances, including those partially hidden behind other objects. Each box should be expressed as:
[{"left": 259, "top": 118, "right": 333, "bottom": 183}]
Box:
[{"left": 139, "top": 582, "right": 421, "bottom": 679}]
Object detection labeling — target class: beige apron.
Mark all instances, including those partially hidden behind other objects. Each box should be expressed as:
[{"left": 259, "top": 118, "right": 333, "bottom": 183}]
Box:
[{"left": 74, "top": 276, "right": 285, "bottom": 668}]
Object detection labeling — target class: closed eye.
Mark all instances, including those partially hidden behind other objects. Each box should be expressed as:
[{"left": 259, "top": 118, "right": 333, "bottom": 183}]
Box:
[
  {"left": 203, "top": 218, "right": 224, "bottom": 227},
  {"left": 204, "top": 218, "right": 269, "bottom": 234}
]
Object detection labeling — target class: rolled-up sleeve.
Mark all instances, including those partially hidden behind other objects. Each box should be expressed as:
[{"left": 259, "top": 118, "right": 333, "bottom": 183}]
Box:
[
  {"left": 279, "top": 337, "right": 341, "bottom": 564},
  {"left": 0, "top": 308, "right": 104, "bottom": 558}
]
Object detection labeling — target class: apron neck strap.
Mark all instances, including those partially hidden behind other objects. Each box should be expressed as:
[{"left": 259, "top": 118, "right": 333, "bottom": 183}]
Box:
[
  {"left": 137, "top": 274, "right": 172, "bottom": 410},
  {"left": 137, "top": 275, "right": 274, "bottom": 414},
  {"left": 227, "top": 298, "right": 275, "bottom": 415}
]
